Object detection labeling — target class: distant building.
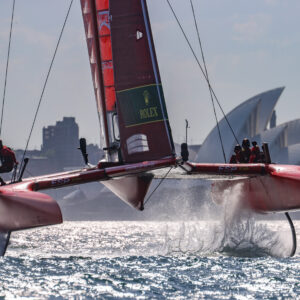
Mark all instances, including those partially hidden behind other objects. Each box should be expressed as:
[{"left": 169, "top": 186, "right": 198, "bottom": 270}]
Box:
[
  {"left": 42, "top": 117, "right": 80, "bottom": 167},
  {"left": 13, "top": 117, "right": 103, "bottom": 177},
  {"left": 270, "top": 110, "right": 277, "bottom": 129}
]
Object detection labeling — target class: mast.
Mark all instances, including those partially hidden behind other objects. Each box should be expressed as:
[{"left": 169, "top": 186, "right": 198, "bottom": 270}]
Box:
[{"left": 81, "top": 0, "right": 119, "bottom": 161}]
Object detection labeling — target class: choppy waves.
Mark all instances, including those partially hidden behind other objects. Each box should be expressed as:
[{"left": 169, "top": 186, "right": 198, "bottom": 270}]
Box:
[
  {"left": 1, "top": 181, "right": 300, "bottom": 298},
  {"left": 0, "top": 219, "right": 299, "bottom": 299}
]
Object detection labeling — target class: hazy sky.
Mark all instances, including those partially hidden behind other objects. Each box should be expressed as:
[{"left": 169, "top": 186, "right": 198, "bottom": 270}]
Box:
[{"left": 0, "top": 0, "right": 299, "bottom": 150}]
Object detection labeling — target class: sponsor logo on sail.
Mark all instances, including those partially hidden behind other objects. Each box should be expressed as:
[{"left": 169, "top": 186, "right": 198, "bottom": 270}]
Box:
[
  {"left": 102, "top": 61, "right": 113, "bottom": 70},
  {"left": 139, "top": 90, "right": 159, "bottom": 120},
  {"left": 143, "top": 90, "right": 150, "bottom": 105},
  {"left": 136, "top": 30, "right": 144, "bottom": 40},
  {"left": 140, "top": 107, "right": 159, "bottom": 120},
  {"left": 127, "top": 134, "right": 149, "bottom": 155},
  {"left": 117, "top": 84, "right": 167, "bottom": 127},
  {"left": 98, "top": 11, "right": 110, "bottom": 33}
]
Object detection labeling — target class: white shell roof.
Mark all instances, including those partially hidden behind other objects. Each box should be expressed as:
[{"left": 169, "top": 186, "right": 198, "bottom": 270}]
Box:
[
  {"left": 195, "top": 87, "right": 284, "bottom": 163},
  {"left": 255, "top": 118, "right": 300, "bottom": 164}
]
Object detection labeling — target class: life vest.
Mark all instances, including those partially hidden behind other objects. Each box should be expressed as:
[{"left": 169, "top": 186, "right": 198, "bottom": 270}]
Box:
[
  {"left": 0, "top": 146, "right": 17, "bottom": 169},
  {"left": 230, "top": 155, "right": 237, "bottom": 163},
  {"left": 249, "top": 146, "right": 261, "bottom": 163},
  {"left": 230, "top": 152, "right": 243, "bottom": 163}
]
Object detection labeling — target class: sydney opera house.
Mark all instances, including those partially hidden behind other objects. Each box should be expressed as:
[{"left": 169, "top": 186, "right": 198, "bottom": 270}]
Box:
[{"left": 195, "top": 87, "right": 300, "bottom": 165}]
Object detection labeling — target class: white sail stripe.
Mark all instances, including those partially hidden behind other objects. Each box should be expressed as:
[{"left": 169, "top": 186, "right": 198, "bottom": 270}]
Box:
[
  {"left": 128, "top": 139, "right": 148, "bottom": 149},
  {"left": 128, "top": 145, "right": 149, "bottom": 155},
  {"left": 126, "top": 134, "right": 149, "bottom": 155},
  {"left": 127, "top": 134, "right": 147, "bottom": 145}
]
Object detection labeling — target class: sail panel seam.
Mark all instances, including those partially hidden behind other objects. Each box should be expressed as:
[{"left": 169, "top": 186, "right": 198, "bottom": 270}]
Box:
[
  {"left": 116, "top": 83, "right": 162, "bottom": 93},
  {"left": 125, "top": 119, "right": 167, "bottom": 128}
]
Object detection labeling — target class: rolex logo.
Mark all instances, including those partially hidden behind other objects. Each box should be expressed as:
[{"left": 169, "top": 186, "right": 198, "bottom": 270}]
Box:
[{"left": 143, "top": 90, "right": 150, "bottom": 106}]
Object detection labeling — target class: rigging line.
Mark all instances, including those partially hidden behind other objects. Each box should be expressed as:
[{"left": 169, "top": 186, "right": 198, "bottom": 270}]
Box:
[
  {"left": 18, "top": 0, "right": 74, "bottom": 177},
  {"left": 190, "top": 0, "right": 226, "bottom": 162},
  {"left": 144, "top": 166, "right": 173, "bottom": 207},
  {"left": 0, "top": 0, "right": 16, "bottom": 137},
  {"left": 25, "top": 169, "right": 34, "bottom": 177},
  {"left": 165, "top": 0, "right": 239, "bottom": 145}
]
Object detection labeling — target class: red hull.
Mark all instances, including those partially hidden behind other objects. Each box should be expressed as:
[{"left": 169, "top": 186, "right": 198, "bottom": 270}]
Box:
[
  {"left": 3, "top": 157, "right": 300, "bottom": 234},
  {"left": 0, "top": 157, "right": 176, "bottom": 232},
  {"left": 0, "top": 186, "right": 62, "bottom": 232},
  {"left": 187, "top": 162, "right": 300, "bottom": 213}
]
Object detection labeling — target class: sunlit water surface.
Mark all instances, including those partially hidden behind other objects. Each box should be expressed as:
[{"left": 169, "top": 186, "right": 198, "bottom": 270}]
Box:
[{"left": 0, "top": 219, "right": 299, "bottom": 299}]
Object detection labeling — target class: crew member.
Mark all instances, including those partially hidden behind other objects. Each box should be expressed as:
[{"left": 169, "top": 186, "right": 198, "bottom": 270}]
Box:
[
  {"left": 230, "top": 145, "right": 243, "bottom": 163},
  {"left": 241, "top": 138, "right": 251, "bottom": 163},
  {"left": 249, "top": 141, "right": 261, "bottom": 163},
  {"left": 0, "top": 140, "right": 18, "bottom": 185}
]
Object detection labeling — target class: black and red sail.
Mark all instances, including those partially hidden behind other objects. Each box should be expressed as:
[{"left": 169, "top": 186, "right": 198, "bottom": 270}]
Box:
[{"left": 81, "top": 0, "right": 174, "bottom": 163}]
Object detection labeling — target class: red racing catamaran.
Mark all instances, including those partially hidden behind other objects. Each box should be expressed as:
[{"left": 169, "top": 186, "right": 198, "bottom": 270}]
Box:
[{"left": 1, "top": 0, "right": 300, "bottom": 256}]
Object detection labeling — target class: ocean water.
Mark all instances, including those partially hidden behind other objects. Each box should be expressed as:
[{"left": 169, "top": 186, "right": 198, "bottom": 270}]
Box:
[
  {"left": 0, "top": 218, "right": 299, "bottom": 299},
  {"left": 1, "top": 181, "right": 300, "bottom": 299}
]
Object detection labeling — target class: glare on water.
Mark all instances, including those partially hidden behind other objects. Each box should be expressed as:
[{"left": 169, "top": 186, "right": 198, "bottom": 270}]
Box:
[
  {"left": 0, "top": 182, "right": 300, "bottom": 298},
  {"left": 0, "top": 219, "right": 299, "bottom": 299}
]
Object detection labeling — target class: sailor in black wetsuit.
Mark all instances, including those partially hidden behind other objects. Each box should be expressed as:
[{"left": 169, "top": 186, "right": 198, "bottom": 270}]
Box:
[
  {"left": 230, "top": 145, "right": 243, "bottom": 163},
  {"left": 241, "top": 138, "right": 251, "bottom": 163},
  {"left": 249, "top": 141, "right": 261, "bottom": 163}
]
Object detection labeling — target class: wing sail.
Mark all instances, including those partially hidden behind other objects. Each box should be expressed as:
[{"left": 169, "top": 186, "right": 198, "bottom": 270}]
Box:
[
  {"left": 111, "top": 0, "right": 174, "bottom": 163},
  {"left": 81, "top": 0, "right": 175, "bottom": 163}
]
